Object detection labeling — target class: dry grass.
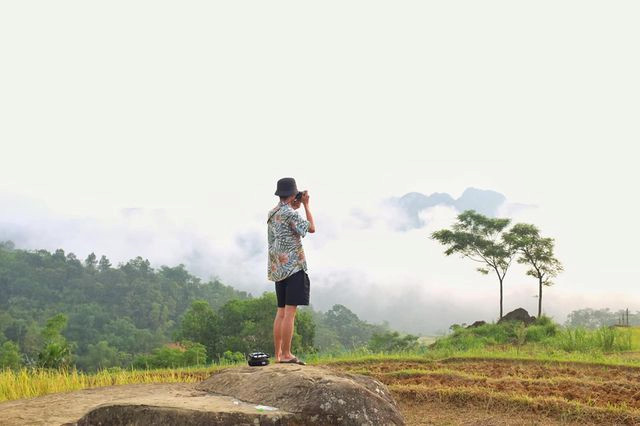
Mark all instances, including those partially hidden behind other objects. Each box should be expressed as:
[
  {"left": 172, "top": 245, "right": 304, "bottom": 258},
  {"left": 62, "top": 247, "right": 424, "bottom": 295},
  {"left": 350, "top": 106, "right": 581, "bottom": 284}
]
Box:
[
  {"left": 327, "top": 357, "right": 640, "bottom": 425},
  {"left": 0, "top": 365, "right": 225, "bottom": 402},
  {"left": 4, "top": 352, "right": 640, "bottom": 424}
]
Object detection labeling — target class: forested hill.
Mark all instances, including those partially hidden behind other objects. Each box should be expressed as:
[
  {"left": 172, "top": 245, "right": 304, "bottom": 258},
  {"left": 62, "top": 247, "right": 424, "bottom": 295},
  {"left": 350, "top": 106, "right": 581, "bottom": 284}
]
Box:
[
  {"left": 0, "top": 241, "right": 391, "bottom": 371},
  {"left": 0, "top": 240, "right": 248, "bottom": 326}
]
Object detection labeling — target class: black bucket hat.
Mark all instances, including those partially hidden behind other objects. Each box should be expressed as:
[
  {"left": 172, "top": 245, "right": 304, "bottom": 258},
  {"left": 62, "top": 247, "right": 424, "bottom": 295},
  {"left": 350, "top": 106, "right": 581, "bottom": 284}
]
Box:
[{"left": 275, "top": 177, "right": 298, "bottom": 197}]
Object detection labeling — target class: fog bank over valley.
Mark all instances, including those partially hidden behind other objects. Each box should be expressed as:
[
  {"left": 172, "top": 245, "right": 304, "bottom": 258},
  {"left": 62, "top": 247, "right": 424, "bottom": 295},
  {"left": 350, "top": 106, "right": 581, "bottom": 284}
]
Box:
[{"left": 2, "top": 187, "right": 636, "bottom": 334}]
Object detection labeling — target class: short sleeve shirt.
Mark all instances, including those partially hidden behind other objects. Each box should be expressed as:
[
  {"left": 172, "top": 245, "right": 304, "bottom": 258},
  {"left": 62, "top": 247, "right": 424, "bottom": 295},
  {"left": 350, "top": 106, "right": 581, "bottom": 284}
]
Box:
[{"left": 267, "top": 201, "right": 310, "bottom": 282}]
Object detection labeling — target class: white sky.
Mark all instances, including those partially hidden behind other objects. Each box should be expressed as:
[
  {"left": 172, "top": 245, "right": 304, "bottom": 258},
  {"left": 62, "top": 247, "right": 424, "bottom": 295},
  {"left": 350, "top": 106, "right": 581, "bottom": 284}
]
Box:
[{"left": 1, "top": 1, "right": 639, "bottom": 333}]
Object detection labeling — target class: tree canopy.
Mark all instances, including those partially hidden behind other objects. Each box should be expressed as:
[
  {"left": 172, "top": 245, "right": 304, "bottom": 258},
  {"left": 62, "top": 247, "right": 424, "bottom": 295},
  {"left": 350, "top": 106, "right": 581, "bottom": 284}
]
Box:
[
  {"left": 431, "top": 210, "right": 516, "bottom": 318},
  {"left": 504, "top": 223, "right": 563, "bottom": 317},
  {"left": 0, "top": 241, "right": 389, "bottom": 371}
]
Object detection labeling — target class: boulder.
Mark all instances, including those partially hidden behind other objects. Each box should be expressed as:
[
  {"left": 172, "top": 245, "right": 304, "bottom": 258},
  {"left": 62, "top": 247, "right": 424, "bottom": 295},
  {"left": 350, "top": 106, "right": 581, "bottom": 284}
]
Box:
[
  {"left": 0, "top": 364, "right": 404, "bottom": 425},
  {"left": 466, "top": 320, "right": 486, "bottom": 329},
  {"left": 497, "top": 308, "right": 536, "bottom": 325},
  {"left": 0, "top": 382, "right": 295, "bottom": 426},
  {"left": 195, "top": 363, "right": 405, "bottom": 425}
]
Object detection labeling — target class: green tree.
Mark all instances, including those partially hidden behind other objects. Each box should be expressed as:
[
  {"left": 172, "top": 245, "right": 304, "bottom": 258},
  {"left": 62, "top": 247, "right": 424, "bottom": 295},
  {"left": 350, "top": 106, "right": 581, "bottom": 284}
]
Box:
[
  {"left": 81, "top": 340, "right": 121, "bottom": 371},
  {"left": 37, "top": 313, "right": 73, "bottom": 369},
  {"left": 84, "top": 252, "right": 98, "bottom": 272},
  {"left": 565, "top": 308, "right": 640, "bottom": 328},
  {"left": 319, "top": 304, "right": 385, "bottom": 350},
  {"left": 41, "top": 313, "right": 68, "bottom": 341},
  {"left": 368, "top": 331, "right": 419, "bottom": 352},
  {"left": 217, "top": 293, "right": 316, "bottom": 358},
  {"left": 0, "top": 241, "right": 395, "bottom": 370},
  {"left": 220, "top": 350, "right": 245, "bottom": 364},
  {"left": 182, "top": 341, "right": 207, "bottom": 366},
  {"left": 98, "top": 255, "right": 112, "bottom": 271},
  {"left": 293, "top": 309, "right": 316, "bottom": 353},
  {"left": 177, "top": 300, "right": 221, "bottom": 361},
  {"left": 504, "top": 223, "right": 563, "bottom": 317},
  {"left": 0, "top": 341, "right": 22, "bottom": 369},
  {"left": 431, "top": 210, "right": 516, "bottom": 318}
]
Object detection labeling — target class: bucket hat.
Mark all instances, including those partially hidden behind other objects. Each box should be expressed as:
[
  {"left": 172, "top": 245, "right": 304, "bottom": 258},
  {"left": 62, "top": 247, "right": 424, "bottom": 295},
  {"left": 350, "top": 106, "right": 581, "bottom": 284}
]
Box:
[{"left": 275, "top": 177, "right": 298, "bottom": 197}]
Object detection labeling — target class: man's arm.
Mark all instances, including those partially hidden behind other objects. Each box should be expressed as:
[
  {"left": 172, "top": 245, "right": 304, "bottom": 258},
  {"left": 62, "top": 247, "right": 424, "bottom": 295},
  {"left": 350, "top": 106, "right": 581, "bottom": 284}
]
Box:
[{"left": 302, "top": 192, "right": 315, "bottom": 233}]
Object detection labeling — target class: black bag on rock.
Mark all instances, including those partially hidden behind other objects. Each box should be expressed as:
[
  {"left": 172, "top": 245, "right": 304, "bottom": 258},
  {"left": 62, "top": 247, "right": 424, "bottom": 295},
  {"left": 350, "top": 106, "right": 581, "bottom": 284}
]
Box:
[{"left": 247, "top": 352, "right": 270, "bottom": 367}]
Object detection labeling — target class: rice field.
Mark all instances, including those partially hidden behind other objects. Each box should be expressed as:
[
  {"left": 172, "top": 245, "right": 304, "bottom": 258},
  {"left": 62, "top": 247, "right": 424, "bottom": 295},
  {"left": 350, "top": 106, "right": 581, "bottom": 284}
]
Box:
[
  {"left": 0, "top": 365, "right": 223, "bottom": 402},
  {"left": 3, "top": 329, "right": 640, "bottom": 424},
  {"left": 325, "top": 356, "right": 640, "bottom": 425}
]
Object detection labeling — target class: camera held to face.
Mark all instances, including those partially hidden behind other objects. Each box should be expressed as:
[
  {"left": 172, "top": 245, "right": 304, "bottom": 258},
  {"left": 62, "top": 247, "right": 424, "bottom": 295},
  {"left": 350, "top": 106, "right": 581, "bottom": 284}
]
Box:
[{"left": 295, "top": 191, "right": 306, "bottom": 202}]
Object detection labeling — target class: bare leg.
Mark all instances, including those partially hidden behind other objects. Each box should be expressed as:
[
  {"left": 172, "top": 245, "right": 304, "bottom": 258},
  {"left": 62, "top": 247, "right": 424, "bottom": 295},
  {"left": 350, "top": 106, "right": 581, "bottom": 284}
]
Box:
[
  {"left": 273, "top": 307, "right": 285, "bottom": 362},
  {"left": 280, "top": 305, "right": 297, "bottom": 361}
]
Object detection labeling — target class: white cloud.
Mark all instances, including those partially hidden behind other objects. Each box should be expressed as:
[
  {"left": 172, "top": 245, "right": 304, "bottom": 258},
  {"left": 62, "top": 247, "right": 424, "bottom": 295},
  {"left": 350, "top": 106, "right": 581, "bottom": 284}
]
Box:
[{"left": 1, "top": 1, "right": 639, "bottom": 332}]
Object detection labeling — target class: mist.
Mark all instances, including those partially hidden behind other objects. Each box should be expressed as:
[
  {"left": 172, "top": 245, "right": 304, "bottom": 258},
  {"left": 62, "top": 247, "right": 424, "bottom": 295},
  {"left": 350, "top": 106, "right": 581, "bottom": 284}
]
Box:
[
  {"left": 2, "top": 187, "right": 637, "bottom": 335},
  {"left": 2, "top": 0, "right": 639, "bottom": 334}
]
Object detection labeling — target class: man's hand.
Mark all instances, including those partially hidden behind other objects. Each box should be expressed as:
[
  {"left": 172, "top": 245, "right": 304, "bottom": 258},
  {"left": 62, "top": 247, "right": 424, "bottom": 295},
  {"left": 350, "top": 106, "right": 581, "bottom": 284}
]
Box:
[{"left": 301, "top": 190, "right": 310, "bottom": 205}]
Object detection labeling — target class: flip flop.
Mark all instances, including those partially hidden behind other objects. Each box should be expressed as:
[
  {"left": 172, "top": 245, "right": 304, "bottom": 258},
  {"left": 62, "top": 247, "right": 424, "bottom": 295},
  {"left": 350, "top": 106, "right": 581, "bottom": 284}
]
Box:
[{"left": 278, "top": 357, "right": 306, "bottom": 365}]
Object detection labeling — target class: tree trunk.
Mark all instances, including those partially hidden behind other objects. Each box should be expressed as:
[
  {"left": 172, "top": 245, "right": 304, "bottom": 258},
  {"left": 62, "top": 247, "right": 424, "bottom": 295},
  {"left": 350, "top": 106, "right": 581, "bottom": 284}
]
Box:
[
  {"left": 499, "top": 278, "right": 503, "bottom": 319},
  {"left": 538, "top": 278, "right": 543, "bottom": 318}
]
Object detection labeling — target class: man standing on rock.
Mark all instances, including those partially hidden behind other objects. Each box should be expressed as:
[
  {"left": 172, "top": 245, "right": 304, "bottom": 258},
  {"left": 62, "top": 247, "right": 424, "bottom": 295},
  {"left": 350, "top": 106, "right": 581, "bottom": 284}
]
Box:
[{"left": 268, "top": 177, "right": 316, "bottom": 364}]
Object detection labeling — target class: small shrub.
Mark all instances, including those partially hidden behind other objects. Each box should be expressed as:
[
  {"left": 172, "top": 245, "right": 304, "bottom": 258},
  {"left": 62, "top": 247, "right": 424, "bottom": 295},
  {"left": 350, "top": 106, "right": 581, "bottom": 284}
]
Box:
[
  {"left": 514, "top": 323, "right": 527, "bottom": 347},
  {"left": 220, "top": 350, "right": 245, "bottom": 365},
  {"left": 555, "top": 327, "right": 590, "bottom": 352},
  {"left": 596, "top": 327, "right": 616, "bottom": 352}
]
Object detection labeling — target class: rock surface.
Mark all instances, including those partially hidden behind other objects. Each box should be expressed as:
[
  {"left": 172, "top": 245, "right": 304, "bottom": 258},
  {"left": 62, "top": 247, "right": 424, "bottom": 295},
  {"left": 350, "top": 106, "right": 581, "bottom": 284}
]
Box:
[
  {"left": 0, "top": 382, "right": 293, "bottom": 426},
  {"left": 0, "top": 364, "right": 404, "bottom": 425},
  {"left": 497, "top": 308, "right": 536, "bottom": 325},
  {"left": 195, "top": 363, "right": 405, "bottom": 425},
  {"left": 466, "top": 320, "right": 486, "bottom": 328}
]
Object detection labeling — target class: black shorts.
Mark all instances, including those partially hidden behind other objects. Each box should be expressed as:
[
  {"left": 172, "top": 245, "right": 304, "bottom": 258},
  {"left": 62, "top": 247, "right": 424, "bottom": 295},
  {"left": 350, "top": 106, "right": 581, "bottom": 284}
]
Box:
[{"left": 275, "top": 269, "right": 310, "bottom": 308}]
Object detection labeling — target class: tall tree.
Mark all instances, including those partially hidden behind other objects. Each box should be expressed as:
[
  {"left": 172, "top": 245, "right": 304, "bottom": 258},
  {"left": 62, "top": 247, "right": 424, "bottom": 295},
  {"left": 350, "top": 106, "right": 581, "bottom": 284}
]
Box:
[
  {"left": 177, "top": 300, "right": 221, "bottom": 362},
  {"left": 84, "top": 252, "right": 98, "bottom": 271},
  {"left": 38, "top": 313, "right": 73, "bottom": 369},
  {"left": 504, "top": 223, "right": 563, "bottom": 317},
  {"left": 431, "top": 210, "right": 516, "bottom": 319},
  {"left": 98, "top": 255, "right": 112, "bottom": 272}
]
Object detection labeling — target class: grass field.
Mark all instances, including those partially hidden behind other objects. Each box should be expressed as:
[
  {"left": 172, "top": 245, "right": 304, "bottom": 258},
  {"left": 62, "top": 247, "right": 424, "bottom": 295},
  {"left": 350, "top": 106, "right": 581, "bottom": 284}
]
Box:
[
  {"left": 323, "top": 354, "right": 640, "bottom": 425},
  {"left": 2, "top": 327, "right": 640, "bottom": 425}
]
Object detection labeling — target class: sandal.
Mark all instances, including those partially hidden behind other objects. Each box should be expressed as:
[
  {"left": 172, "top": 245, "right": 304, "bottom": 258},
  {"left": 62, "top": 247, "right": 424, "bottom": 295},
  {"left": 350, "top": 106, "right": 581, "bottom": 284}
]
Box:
[{"left": 278, "top": 357, "right": 306, "bottom": 365}]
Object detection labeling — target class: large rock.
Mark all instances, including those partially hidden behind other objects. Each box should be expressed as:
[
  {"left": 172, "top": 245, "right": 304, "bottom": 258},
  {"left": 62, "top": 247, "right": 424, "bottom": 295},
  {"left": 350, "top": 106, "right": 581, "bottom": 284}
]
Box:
[
  {"left": 497, "top": 308, "right": 536, "bottom": 325},
  {"left": 0, "top": 382, "right": 294, "bottom": 426},
  {"left": 0, "top": 364, "right": 404, "bottom": 425},
  {"left": 466, "top": 320, "right": 486, "bottom": 329},
  {"left": 195, "top": 363, "right": 405, "bottom": 425}
]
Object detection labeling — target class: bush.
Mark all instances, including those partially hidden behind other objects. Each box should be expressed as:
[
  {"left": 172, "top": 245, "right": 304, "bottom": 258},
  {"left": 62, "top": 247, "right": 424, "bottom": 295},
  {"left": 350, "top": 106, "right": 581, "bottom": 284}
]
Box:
[
  {"left": 553, "top": 326, "right": 632, "bottom": 353},
  {"left": 0, "top": 341, "right": 22, "bottom": 369},
  {"left": 368, "top": 331, "right": 420, "bottom": 353},
  {"left": 132, "top": 342, "right": 208, "bottom": 369},
  {"left": 432, "top": 318, "right": 634, "bottom": 355},
  {"left": 220, "top": 350, "right": 245, "bottom": 365}
]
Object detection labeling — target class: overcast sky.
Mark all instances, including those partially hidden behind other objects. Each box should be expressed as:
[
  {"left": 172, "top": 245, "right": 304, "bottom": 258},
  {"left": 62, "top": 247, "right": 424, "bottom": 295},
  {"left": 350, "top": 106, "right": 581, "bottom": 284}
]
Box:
[{"left": 1, "top": 1, "right": 639, "bottom": 333}]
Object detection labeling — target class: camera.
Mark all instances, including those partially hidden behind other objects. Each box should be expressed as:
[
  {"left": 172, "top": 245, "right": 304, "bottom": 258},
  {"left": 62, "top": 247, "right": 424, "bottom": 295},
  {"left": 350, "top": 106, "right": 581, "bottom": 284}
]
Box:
[{"left": 295, "top": 190, "right": 305, "bottom": 201}]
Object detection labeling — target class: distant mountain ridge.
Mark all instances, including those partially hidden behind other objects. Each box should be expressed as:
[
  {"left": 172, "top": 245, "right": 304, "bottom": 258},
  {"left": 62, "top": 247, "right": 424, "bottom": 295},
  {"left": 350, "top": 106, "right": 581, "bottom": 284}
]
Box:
[{"left": 386, "top": 187, "right": 507, "bottom": 230}]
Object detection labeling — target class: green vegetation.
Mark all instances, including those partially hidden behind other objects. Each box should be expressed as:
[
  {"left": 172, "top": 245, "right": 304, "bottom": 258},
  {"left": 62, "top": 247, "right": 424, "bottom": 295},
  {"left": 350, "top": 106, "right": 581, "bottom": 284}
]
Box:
[
  {"left": 0, "top": 364, "right": 224, "bottom": 402},
  {"left": 431, "top": 210, "right": 515, "bottom": 319},
  {"left": 431, "top": 316, "right": 635, "bottom": 355},
  {"left": 0, "top": 241, "right": 389, "bottom": 372},
  {"left": 4, "top": 336, "right": 640, "bottom": 404},
  {"left": 368, "top": 331, "right": 420, "bottom": 353},
  {"left": 566, "top": 307, "right": 640, "bottom": 328},
  {"left": 504, "top": 223, "right": 563, "bottom": 317},
  {"left": 431, "top": 210, "right": 562, "bottom": 319},
  {"left": 311, "top": 304, "right": 388, "bottom": 353}
]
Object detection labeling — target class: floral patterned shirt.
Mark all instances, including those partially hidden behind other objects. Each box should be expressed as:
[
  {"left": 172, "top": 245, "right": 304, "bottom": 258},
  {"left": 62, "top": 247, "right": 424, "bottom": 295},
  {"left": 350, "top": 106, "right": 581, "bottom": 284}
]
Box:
[{"left": 267, "top": 200, "right": 310, "bottom": 282}]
